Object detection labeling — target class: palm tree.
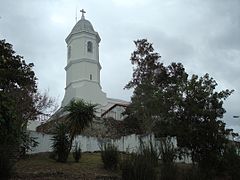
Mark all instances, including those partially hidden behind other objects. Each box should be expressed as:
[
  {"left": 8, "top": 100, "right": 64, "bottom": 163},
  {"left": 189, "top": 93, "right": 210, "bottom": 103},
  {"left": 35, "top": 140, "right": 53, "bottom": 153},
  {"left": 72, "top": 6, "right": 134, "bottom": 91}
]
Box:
[{"left": 64, "top": 99, "right": 96, "bottom": 152}]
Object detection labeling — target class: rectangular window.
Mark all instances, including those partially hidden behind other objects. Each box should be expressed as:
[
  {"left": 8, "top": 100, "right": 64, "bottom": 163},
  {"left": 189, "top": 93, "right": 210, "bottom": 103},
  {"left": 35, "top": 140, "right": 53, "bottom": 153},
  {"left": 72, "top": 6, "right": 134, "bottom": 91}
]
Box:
[{"left": 87, "top": 41, "right": 93, "bottom": 52}]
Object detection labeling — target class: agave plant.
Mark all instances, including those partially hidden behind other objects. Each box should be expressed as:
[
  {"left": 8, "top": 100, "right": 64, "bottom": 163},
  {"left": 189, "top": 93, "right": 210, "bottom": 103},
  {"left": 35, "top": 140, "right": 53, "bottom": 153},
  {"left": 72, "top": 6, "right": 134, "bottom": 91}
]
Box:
[{"left": 51, "top": 123, "right": 70, "bottom": 163}]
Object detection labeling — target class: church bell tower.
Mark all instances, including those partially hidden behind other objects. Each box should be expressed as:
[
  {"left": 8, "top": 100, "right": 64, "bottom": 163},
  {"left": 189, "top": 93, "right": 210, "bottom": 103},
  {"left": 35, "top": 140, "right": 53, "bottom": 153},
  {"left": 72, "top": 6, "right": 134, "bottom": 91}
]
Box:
[{"left": 62, "top": 9, "right": 107, "bottom": 107}]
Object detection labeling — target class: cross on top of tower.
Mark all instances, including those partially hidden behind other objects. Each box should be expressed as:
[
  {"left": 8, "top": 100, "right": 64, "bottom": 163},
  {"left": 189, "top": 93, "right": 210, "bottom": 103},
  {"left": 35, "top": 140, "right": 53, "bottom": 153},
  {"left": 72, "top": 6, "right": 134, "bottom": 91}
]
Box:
[{"left": 80, "top": 9, "right": 86, "bottom": 19}]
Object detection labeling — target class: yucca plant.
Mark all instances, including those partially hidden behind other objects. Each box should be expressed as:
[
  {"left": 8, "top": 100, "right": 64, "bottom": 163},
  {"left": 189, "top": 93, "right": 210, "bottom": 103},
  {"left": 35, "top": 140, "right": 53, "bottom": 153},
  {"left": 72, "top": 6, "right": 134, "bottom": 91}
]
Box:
[
  {"left": 51, "top": 123, "right": 70, "bottom": 163},
  {"left": 64, "top": 99, "right": 96, "bottom": 153}
]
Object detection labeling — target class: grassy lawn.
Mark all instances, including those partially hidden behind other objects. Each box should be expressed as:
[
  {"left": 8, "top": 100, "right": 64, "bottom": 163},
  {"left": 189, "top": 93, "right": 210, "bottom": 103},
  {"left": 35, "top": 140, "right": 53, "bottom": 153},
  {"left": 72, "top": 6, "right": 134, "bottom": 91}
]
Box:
[
  {"left": 8, "top": 152, "right": 231, "bottom": 180},
  {"left": 12, "top": 152, "right": 121, "bottom": 180}
]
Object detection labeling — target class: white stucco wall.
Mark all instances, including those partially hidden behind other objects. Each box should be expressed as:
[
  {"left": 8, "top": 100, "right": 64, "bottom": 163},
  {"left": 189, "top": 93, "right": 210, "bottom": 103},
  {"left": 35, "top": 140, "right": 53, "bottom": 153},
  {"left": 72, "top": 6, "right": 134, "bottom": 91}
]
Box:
[
  {"left": 29, "top": 131, "right": 53, "bottom": 153},
  {"left": 27, "top": 131, "right": 191, "bottom": 163},
  {"left": 28, "top": 132, "right": 153, "bottom": 154}
]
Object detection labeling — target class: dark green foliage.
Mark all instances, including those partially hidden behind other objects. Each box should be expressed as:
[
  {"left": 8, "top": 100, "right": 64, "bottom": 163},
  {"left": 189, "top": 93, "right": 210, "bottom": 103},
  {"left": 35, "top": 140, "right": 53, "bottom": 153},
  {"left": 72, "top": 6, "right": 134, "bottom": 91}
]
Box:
[
  {"left": 0, "top": 106, "right": 20, "bottom": 179},
  {"left": 121, "top": 153, "right": 157, "bottom": 180},
  {"left": 218, "top": 144, "right": 240, "bottom": 180},
  {"left": 125, "top": 39, "right": 236, "bottom": 176},
  {"left": 51, "top": 123, "right": 70, "bottom": 163},
  {"left": 121, "top": 140, "right": 158, "bottom": 180},
  {"left": 175, "top": 74, "right": 234, "bottom": 173},
  {"left": 158, "top": 137, "right": 177, "bottom": 180},
  {"left": 64, "top": 99, "right": 96, "bottom": 152},
  {"left": 20, "top": 131, "right": 39, "bottom": 158},
  {"left": 139, "top": 140, "right": 159, "bottom": 167},
  {"left": 72, "top": 143, "right": 81, "bottom": 162},
  {"left": 0, "top": 39, "right": 39, "bottom": 178},
  {"left": 158, "top": 137, "right": 177, "bottom": 164},
  {"left": 0, "top": 40, "right": 38, "bottom": 125},
  {"left": 156, "top": 137, "right": 177, "bottom": 180},
  {"left": 101, "top": 143, "right": 119, "bottom": 170},
  {"left": 123, "top": 114, "right": 143, "bottom": 134},
  {"left": 0, "top": 39, "right": 56, "bottom": 178}
]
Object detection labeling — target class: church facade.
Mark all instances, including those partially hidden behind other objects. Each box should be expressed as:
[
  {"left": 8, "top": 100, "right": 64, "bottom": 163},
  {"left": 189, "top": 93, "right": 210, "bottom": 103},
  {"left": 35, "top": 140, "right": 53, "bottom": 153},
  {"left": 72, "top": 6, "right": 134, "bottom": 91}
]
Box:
[{"left": 61, "top": 10, "right": 129, "bottom": 121}]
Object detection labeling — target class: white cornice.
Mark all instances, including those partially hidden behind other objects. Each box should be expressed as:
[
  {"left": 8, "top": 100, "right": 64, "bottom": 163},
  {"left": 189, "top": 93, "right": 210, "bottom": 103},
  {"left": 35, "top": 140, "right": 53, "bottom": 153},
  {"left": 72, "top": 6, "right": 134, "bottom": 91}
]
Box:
[
  {"left": 65, "top": 58, "right": 102, "bottom": 70},
  {"left": 66, "top": 31, "right": 101, "bottom": 44},
  {"left": 65, "top": 79, "right": 102, "bottom": 90}
]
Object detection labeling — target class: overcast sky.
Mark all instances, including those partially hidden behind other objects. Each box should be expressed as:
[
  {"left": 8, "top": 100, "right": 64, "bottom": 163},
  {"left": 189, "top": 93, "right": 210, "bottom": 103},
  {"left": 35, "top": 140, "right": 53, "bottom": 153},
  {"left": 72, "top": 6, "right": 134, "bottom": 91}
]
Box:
[{"left": 0, "top": 0, "right": 240, "bottom": 132}]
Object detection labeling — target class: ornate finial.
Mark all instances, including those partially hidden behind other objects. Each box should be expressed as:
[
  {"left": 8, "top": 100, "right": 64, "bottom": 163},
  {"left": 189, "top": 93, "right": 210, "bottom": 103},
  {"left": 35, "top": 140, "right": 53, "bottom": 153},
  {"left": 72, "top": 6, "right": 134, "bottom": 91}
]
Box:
[{"left": 80, "top": 9, "right": 86, "bottom": 19}]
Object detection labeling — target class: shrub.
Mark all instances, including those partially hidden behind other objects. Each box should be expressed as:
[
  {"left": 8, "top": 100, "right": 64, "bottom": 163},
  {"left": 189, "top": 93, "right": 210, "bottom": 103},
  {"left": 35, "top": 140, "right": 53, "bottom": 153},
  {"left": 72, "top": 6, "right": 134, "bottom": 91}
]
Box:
[
  {"left": 218, "top": 144, "right": 240, "bottom": 180},
  {"left": 20, "top": 131, "right": 39, "bottom": 158},
  {"left": 121, "top": 153, "right": 156, "bottom": 180},
  {"left": 139, "top": 140, "right": 159, "bottom": 167},
  {"left": 121, "top": 139, "right": 159, "bottom": 180},
  {"left": 72, "top": 142, "right": 81, "bottom": 162},
  {"left": 101, "top": 143, "right": 119, "bottom": 170},
  {"left": 158, "top": 137, "right": 178, "bottom": 180},
  {"left": 158, "top": 137, "right": 177, "bottom": 164},
  {"left": 51, "top": 123, "right": 70, "bottom": 163}
]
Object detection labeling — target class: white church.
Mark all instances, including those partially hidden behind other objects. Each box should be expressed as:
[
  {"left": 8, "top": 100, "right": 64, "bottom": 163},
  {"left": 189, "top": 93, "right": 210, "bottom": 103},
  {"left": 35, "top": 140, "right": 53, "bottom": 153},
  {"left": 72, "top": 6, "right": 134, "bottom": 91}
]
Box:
[
  {"left": 28, "top": 10, "right": 129, "bottom": 132},
  {"left": 61, "top": 9, "right": 129, "bottom": 120},
  {"left": 26, "top": 12, "right": 181, "bottom": 157},
  {"left": 46, "top": 10, "right": 129, "bottom": 126}
]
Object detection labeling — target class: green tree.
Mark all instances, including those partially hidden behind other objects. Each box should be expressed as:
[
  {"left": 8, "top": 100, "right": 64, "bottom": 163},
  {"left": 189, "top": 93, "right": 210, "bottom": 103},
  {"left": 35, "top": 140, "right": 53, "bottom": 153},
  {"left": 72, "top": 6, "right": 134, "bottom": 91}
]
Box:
[
  {"left": 0, "top": 39, "right": 38, "bottom": 178},
  {"left": 0, "top": 39, "right": 55, "bottom": 178},
  {"left": 0, "top": 39, "right": 37, "bottom": 126},
  {"left": 64, "top": 99, "right": 96, "bottom": 152},
  {"left": 125, "top": 39, "right": 188, "bottom": 135},
  {"left": 0, "top": 39, "right": 56, "bottom": 129},
  {"left": 125, "top": 39, "right": 236, "bottom": 176},
  {"left": 124, "top": 39, "right": 163, "bottom": 133}
]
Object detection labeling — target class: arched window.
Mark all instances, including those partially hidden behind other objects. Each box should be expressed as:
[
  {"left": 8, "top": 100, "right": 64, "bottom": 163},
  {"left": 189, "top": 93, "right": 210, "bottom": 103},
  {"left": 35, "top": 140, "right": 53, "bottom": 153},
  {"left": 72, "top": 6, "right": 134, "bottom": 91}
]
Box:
[
  {"left": 68, "top": 46, "right": 71, "bottom": 59},
  {"left": 90, "top": 74, "right": 92, "bottom": 80},
  {"left": 87, "top": 41, "right": 93, "bottom": 53}
]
